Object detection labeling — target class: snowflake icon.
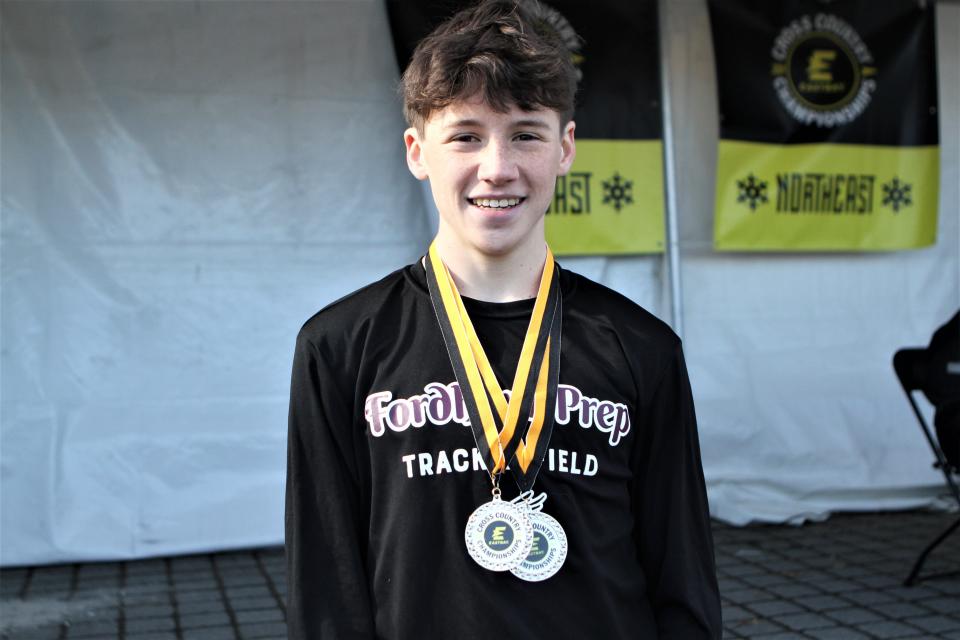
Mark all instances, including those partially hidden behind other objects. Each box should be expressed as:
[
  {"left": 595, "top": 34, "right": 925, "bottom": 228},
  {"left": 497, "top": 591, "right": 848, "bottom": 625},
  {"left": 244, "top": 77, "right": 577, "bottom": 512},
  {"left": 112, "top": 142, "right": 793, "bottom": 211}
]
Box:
[
  {"left": 882, "top": 177, "right": 913, "bottom": 213},
  {"left": 736, "top": 174, "right": 768, "bottom": 211},
  {"left": 602, "top": 172, "right": 633, "bottom": 211}
]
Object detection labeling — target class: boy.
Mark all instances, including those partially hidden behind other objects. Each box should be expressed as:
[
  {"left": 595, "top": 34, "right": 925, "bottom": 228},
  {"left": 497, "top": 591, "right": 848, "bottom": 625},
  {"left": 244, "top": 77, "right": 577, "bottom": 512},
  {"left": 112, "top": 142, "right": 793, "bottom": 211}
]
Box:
[{"left": 286, "top": 1, "right": 721, "bottom": 637}]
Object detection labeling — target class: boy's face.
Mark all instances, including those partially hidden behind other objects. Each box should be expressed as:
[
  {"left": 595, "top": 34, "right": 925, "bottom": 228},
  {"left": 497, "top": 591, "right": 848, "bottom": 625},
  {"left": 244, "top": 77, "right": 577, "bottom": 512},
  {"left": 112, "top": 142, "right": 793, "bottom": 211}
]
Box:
[{"left": 404, "top": 96, "right": 575, "bottom": 260}]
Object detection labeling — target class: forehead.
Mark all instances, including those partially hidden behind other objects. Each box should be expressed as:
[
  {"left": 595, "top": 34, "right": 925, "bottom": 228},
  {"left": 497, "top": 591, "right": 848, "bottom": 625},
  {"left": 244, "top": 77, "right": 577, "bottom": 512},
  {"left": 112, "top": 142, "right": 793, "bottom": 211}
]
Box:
[{"left": 424, "top": 96, "right": 562, "bottom": 132}]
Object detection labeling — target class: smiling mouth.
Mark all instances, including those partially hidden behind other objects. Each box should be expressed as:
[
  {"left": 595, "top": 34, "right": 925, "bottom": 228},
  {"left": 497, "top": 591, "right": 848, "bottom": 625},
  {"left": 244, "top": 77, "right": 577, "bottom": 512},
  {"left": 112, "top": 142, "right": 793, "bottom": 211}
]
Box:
[{"left": 468, "top": 197, "right": 525, "bottom": 209}]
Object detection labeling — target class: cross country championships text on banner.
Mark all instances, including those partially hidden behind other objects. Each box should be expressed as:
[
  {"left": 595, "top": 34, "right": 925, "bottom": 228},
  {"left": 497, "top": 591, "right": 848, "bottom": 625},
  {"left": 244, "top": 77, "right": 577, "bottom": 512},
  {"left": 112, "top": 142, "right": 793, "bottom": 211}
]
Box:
[
  {"left": 708, "top": 0, "right": 939, "bottom": 251},
  {"left": 386, "top": 0, "right": 665, "bottom": 255}
]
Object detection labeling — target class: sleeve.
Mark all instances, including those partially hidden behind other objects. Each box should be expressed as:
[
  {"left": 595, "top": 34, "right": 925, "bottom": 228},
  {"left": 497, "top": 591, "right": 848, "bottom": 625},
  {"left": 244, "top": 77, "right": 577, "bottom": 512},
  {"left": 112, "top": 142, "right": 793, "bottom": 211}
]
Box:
[
  {"left": 632, "top": 341, "right": 722, "bottom": 639},
  {"left": 285, "top": 329, "right": 375, "bottom": 639}
]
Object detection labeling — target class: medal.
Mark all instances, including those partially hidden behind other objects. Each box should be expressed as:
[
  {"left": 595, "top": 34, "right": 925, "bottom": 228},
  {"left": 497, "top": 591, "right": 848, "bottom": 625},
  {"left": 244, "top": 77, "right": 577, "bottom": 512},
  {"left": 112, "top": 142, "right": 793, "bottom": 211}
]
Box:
[
  {"left": 425, "top": 242, "right": 564, "bottom": 574},
  {"left": 464, "top": 487, "right": 533, "bottom": 572},
  {"left": 510, "top": 493, "right": 567, "bottom": 582}
]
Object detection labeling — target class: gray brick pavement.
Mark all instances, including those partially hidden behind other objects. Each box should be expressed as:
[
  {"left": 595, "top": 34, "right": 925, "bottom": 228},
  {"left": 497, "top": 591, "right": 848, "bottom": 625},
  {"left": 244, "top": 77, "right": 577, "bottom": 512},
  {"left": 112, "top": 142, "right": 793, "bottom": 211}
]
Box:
[{"left": 1, "top": 511, "right": 957, "bottom": 639}]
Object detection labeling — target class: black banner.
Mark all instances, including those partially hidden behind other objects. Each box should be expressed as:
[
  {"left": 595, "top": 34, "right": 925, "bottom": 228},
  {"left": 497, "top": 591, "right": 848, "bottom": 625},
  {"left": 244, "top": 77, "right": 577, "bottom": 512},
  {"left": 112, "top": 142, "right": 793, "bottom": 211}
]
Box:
[
  {"left": 709, "top": 0, "right": 937, "bottom": 146},
  {"left": 708, "top": 0, "right": 940, "bottom": 251}
]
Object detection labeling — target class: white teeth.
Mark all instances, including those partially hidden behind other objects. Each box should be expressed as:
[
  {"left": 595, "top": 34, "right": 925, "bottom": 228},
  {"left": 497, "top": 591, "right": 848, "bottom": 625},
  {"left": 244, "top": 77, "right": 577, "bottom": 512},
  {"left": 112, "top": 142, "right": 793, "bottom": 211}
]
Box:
[{"left": 472, "top": 198, "right": 521, "bottom": 209}]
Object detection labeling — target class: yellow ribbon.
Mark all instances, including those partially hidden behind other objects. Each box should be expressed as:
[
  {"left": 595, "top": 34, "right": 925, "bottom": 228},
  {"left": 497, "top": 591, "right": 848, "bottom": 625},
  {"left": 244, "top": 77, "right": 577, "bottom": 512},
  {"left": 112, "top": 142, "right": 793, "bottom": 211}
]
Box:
[{"left": 428, "top": 241, "right": 555, "bottom": 474}]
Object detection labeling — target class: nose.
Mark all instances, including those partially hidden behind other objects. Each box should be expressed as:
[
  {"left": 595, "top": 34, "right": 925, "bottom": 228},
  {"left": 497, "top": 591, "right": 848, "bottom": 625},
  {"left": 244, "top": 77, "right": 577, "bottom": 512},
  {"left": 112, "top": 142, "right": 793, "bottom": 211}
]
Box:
[{"left": 477, "top": 140, "right": 519, "bottom": 184}]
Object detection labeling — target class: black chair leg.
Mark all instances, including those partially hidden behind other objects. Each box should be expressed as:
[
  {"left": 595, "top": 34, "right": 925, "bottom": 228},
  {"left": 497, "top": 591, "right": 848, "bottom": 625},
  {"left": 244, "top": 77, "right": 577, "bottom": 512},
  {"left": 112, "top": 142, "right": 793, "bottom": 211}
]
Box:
[{"left": 904, "top": 513, "right": 960, "bottom": 586}]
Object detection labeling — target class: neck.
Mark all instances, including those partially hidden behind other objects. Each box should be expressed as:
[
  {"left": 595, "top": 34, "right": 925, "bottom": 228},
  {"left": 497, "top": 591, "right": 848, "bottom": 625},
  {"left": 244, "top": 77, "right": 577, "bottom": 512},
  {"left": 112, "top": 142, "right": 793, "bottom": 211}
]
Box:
[{"left": 431, "top": 237, "right": 547, "bottom": 303}]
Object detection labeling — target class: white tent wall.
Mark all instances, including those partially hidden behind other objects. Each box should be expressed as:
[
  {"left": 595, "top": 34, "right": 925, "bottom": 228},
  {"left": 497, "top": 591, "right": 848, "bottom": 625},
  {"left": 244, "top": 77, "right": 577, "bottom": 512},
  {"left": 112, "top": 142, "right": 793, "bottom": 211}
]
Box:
[
  {"left": 0, "top": 0, "right": 956, "bottom": 566},
  {"left": 1, "top": 0, "right": 435, "bottom": 566}
]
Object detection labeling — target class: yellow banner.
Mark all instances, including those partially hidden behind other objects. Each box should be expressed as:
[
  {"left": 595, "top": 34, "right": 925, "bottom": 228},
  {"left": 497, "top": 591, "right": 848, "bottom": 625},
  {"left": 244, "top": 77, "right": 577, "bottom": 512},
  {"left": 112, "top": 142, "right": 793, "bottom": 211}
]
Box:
[
  {"left": 545, "top": 139, "right": 665, "bottom": 255},
  {"left": 714, "top": 141, "right": 939, "bottom": 251}
]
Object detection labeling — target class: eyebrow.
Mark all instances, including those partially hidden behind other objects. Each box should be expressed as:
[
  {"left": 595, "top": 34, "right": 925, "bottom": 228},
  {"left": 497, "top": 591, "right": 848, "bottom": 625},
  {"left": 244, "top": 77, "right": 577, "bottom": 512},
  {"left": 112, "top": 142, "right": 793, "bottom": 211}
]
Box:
[{"left": 444, "top": 118, "right": 552, "bottom": 130}]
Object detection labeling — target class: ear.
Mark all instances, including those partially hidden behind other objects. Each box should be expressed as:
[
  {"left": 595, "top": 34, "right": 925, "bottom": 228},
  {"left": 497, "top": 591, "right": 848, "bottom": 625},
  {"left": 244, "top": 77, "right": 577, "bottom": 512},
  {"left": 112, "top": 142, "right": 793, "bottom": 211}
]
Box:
[
  {"left": 404, "top": 127, "right": 429, "bottom": 181},
  {"left": 557, "top": 120, "right": 576, "bottom": 176}
]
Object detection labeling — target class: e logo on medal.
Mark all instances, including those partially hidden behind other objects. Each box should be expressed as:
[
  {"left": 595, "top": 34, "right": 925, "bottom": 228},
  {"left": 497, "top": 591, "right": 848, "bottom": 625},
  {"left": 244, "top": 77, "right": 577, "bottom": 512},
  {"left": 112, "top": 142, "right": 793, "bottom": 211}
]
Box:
[
  {"left": 527, "top": 531, "right": 548, "bottom": 562},
  {"left": 484, "top": 521, "right": 514, "bottom": 549}
]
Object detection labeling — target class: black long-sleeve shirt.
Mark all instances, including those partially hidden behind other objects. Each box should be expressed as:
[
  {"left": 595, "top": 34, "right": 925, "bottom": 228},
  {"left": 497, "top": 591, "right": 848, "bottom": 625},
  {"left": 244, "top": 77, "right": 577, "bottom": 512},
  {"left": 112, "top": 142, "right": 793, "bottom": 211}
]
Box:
[{"left": 286, "top": 261, "right": 721, "bottom": 639}]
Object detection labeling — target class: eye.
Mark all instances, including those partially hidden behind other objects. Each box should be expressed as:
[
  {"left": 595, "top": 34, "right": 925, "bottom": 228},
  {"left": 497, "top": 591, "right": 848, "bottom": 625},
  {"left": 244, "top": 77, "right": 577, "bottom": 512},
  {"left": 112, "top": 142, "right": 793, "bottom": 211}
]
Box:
[
  {"left": 514, "top": 133, "right": 542, "bottom": 142},
  {"left": 449, "top": 133, "right": 480, "bottom": 143}
]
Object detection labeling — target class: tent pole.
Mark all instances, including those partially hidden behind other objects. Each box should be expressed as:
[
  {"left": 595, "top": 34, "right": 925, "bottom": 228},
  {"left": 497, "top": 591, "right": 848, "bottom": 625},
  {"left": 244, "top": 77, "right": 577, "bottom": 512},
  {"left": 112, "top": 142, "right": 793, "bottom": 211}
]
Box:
[{"left": 657, "top": 0, "right": 684, "bottom": 340}]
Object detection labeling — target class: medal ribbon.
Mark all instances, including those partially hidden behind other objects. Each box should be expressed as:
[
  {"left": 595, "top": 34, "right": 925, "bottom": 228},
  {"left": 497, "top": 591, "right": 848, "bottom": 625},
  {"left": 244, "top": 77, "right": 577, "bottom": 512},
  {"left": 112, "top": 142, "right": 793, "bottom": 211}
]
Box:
[{"left": 425, "top": 242, "right": 562, "bottom": 490}]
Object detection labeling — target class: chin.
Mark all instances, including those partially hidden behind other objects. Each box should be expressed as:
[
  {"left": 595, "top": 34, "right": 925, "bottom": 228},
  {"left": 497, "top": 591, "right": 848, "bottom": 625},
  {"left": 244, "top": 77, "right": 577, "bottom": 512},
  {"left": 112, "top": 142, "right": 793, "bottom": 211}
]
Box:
[
  {"left": 444, "top": 215, "right": 543, "bottom": 259},
  {"left": 470, "top": 234, "right": 527, "bottom": 258}
]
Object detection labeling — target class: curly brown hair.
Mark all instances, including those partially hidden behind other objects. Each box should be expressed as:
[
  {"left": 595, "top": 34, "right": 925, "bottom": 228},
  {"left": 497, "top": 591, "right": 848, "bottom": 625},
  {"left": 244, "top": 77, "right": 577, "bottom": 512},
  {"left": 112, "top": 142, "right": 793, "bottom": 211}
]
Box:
[{"left": 400, "top": 0, "right": 578, "bottom": 133}]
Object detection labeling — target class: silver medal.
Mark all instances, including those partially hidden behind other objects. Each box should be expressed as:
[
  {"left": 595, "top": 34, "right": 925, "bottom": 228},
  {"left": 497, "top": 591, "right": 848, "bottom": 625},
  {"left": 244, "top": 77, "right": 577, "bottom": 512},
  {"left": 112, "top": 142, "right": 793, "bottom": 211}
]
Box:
[
  {"left": 464, "top": 495, "right": 533, "bottom": 572},
  {"left": 510, "top": 495, "right": 568, "bottom": 582}
]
